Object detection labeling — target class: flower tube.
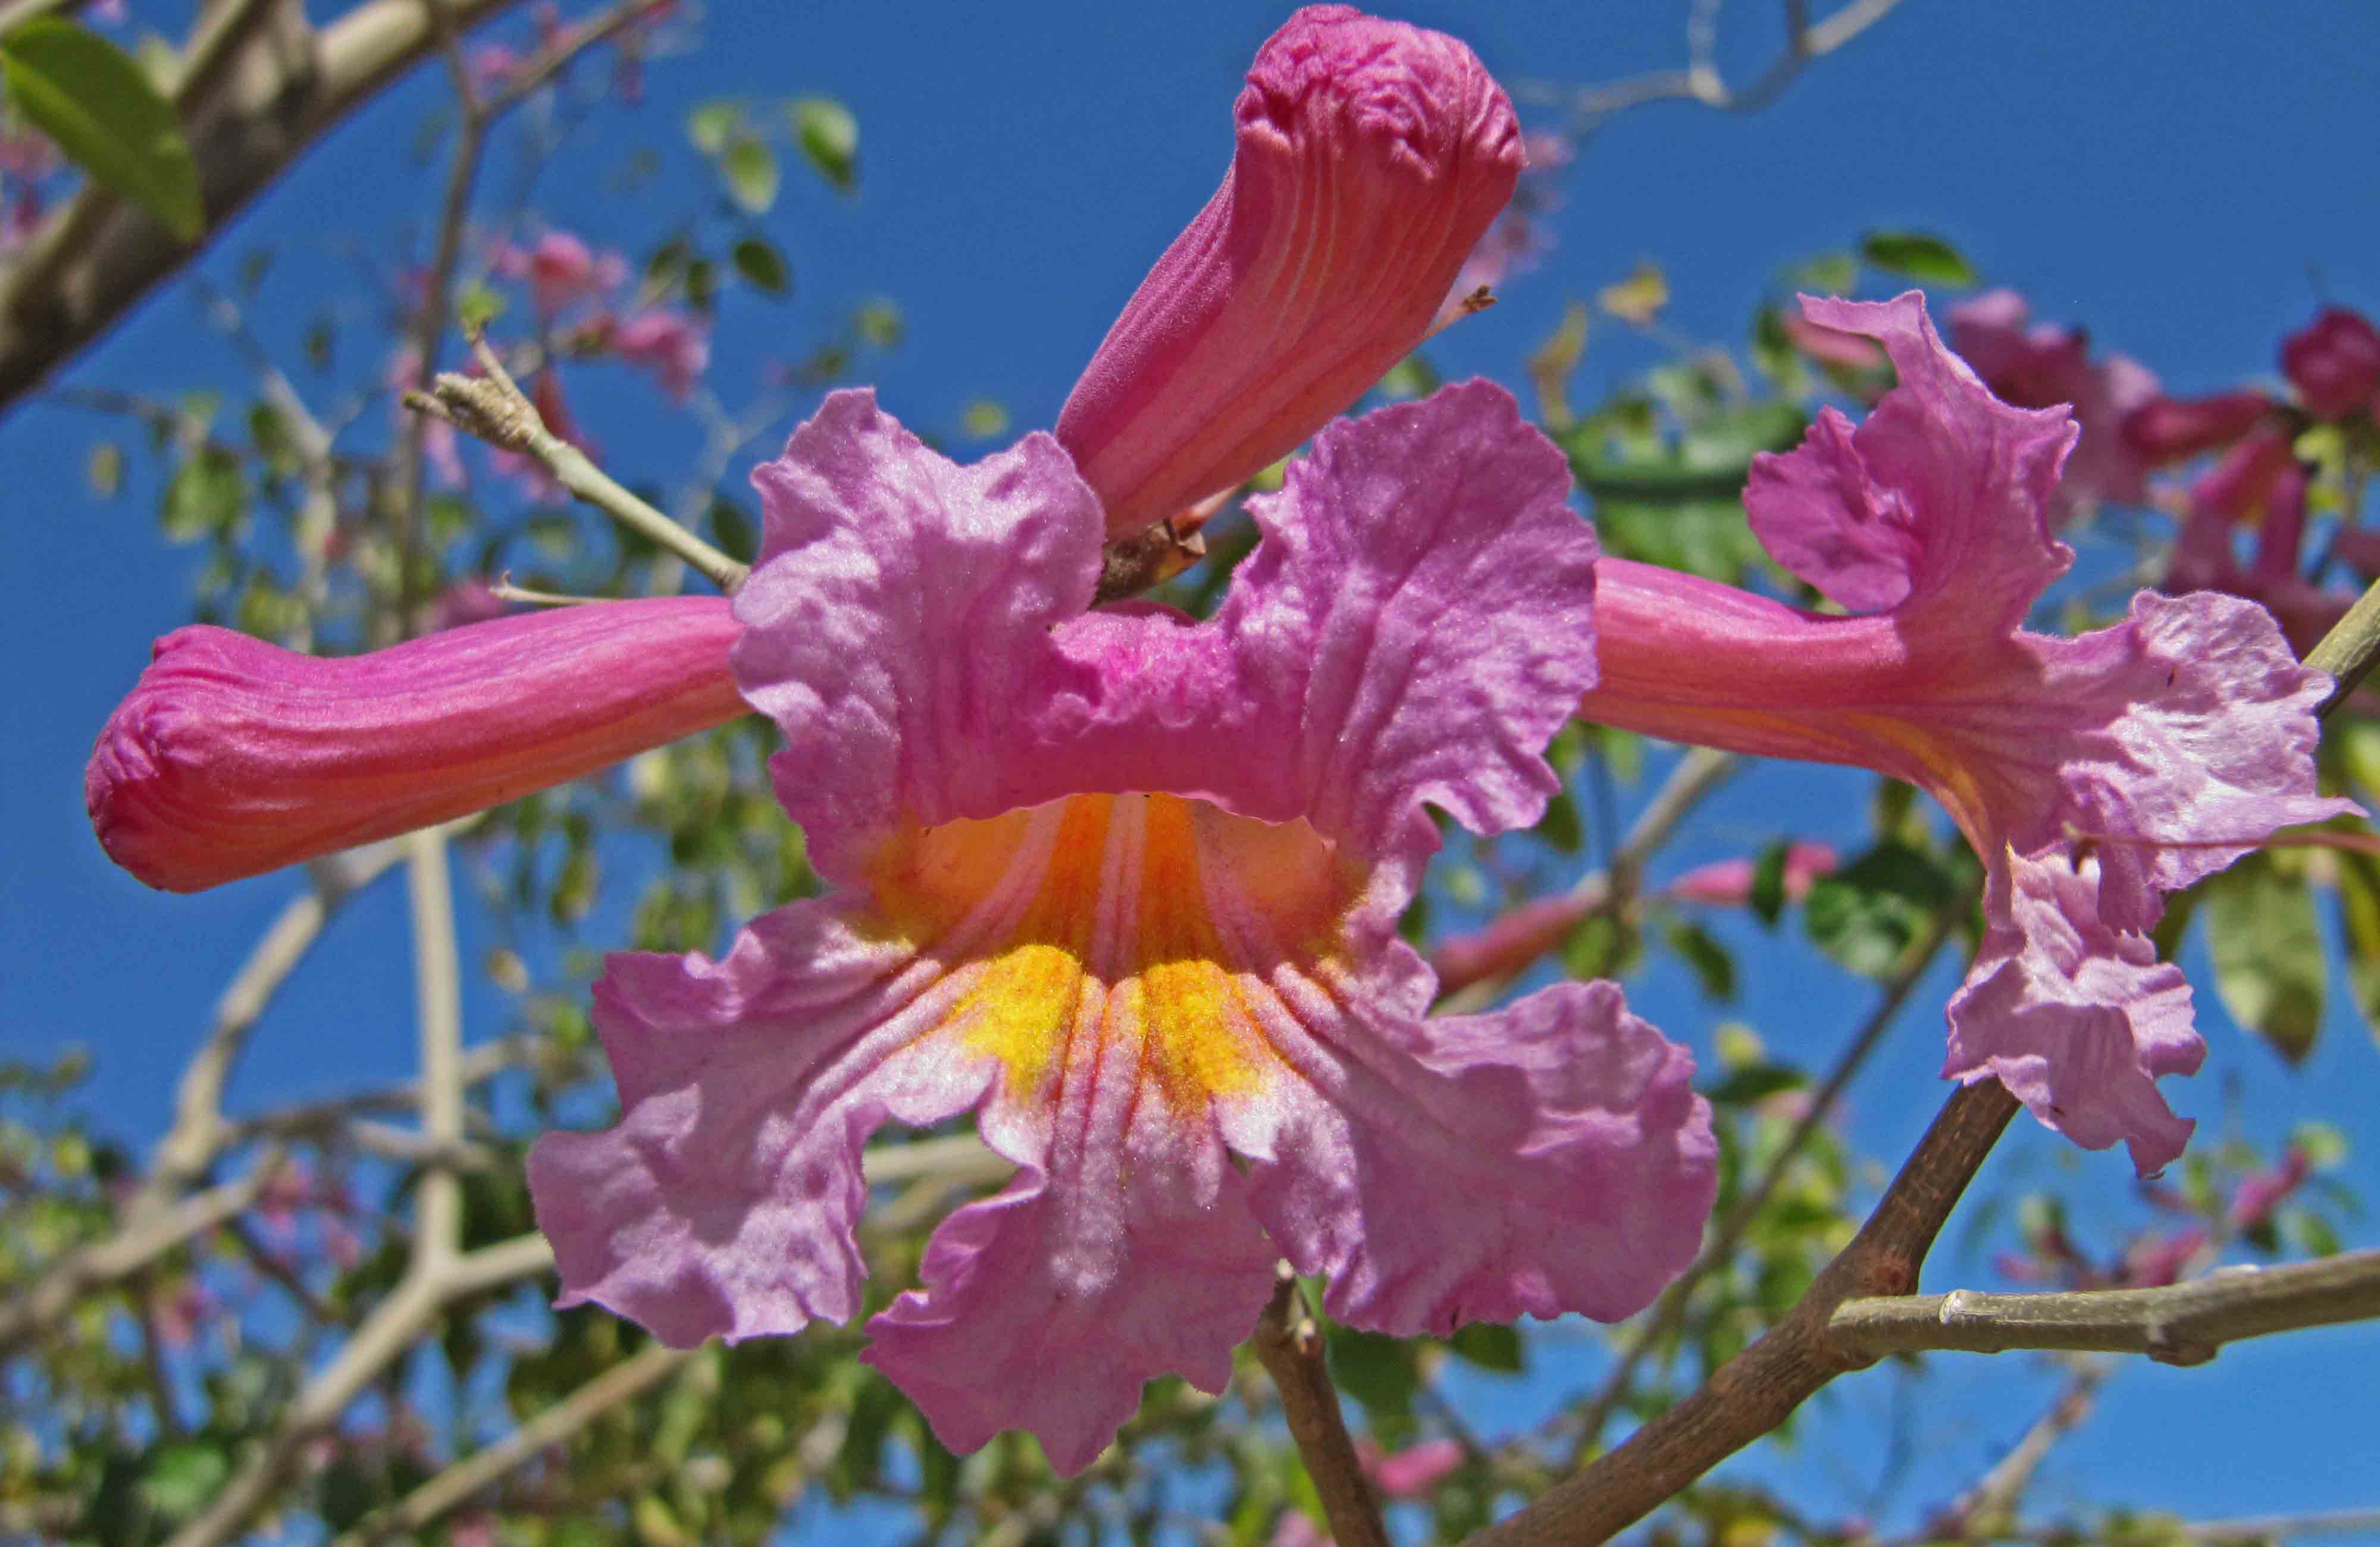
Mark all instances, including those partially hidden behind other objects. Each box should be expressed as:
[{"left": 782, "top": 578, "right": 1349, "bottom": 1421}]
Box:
[
  {"left": 1056, "top": 4, "right": 1521, "bottom": 536},
  {"left": 87, "top": 599, "right": 744, "bottom": 892},
  {"left": 1580, "top": 293, "right": 2354, "bottom": 1174}
]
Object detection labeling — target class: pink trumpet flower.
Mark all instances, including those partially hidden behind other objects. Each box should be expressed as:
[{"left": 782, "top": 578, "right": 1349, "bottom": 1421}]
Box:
[
  {"left": 531, "top": 382, "right": 1714, "bottom": 1471},
  {"left": 1579, "top": 293, "right": 2354, "bottom": 1175},
  {"left": 84, "top": 8, "right": 1714, "bottom": 1474}
]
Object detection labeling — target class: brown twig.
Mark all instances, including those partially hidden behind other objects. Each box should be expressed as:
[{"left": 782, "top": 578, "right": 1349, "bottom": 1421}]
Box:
[
  {"left": 1827, "top": 1250, "right": 2380, "bottom": 1364},
  {"left": 0, "top": 0, "right": 530, "bottom": 409},
  {"left": 1248, "top": 1266, "right": 1389, "bottom": 1547},
  {"left": 1468, "top": 1081, "right": 2021, "bottom": 1547},
  {"left": 1567, "top": 883, "right": 1974, "bottom": 1453}
]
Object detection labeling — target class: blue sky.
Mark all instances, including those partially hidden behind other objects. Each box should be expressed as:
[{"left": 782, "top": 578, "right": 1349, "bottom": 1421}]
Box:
[{"left": 5, "top": 1, "right": 2378, "bottom": 1536}]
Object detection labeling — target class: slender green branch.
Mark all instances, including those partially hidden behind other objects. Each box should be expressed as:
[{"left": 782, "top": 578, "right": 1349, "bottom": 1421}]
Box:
[
  {"left": 408, "top": 334, "right": 747, "bottom": 591},
  {"left": 2304, "top": 572, "right": 2380, "bottom": 715}
]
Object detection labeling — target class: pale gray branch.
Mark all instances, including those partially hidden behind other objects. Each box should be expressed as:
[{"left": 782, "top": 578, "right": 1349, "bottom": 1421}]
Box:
[
  {"left": 135, "top": 838, "right": 409, "bottom": 1219},
  {"left": 407, "top": 829, "right": 465, "bottom": 1267},
  {"left": 0, "top": 1157, "right": 282, "bottom": 1353},
  {"left": 1521, "top": 0, "right": 1906, "bottom": 131},
  {"left": 1827, "top": 1251, "right": 2380, "bottom": 1364},
  {"left": 164, "top": 1232, "right": 554, "bottom": 1547},
  {"left": 335, "top": 1341, "right": 695, "bottom": 1544}
]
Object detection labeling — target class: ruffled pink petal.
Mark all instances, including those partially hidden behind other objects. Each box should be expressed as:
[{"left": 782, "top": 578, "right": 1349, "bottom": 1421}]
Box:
[
  {"left": 1056, "top": 4, "right": 1521, "bottom": 536},
  {"left": 2016, "top": 590, "right": 2354, "bottom": 932},
  {"left": 1226, "top": 979, "right": 1714, "bottom": 1333},
  {"left": 86, "top": 598, "right": 747, "bottom": 891},
  {"left": 1210, "top": 378, "right": 1597, "bottom": 877},
  {"left": 1580, "top": 290, "right": 2358, "bottom": 1173},
  {"left": 1944, "top": 289, "right": 2158, "bottom": 519},
  {"left": 1946, "top": 851, "right": 2203, "bottom": 1175},
  {"left": 863, "top": 1029, "right": 1277, "bottom": 1470},
  {"left": 741, "top": 381, "right": 1596, "bottom": 895},
  {"left": 737, "top": 390, "right": 1108, "bottom": 884},
  {"left": 527, "top": 904, "right": 999, "bottom": 1346},
  {"left": 1755, "top": 294, "right": 2075, "bottom": 632}
]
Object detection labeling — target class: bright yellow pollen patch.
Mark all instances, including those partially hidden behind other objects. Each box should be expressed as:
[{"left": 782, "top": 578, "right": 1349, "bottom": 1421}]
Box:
[{"left": 862, "top": 791, "right": 1349, "bottom": 1114}]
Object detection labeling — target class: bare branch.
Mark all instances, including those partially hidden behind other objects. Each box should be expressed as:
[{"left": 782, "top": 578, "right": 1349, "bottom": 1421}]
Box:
[
  {"left": 1467, "top": 1081, "right": 2022, "bottom": 1547},
  {"left": 1828, "top": 1251, "right": 2380, "bottom": 1364},
  {"left": 1249, "top": 1266, "right": 1388, "bottom": 1547},
  {"left": 1527, "top": 0, "right": 1907, "bottom": 133},
  {"left": 406, "top": 829, "right": 465, "bottom": 1267},
  {"left": 2304, "top": 571, "right": 2380, "bottom": 713},
  {"left": 163, "top": 1232, "right": 555, "bottom": 1547},
  {"left": 336, "top": 1341, "right": 696, "bottom": 1544},
  {"left": 0, "top": 0, "right": 537, "bottom": 410},
  {"left": 1435, "top": 746, "right": 1738, "bottom": 1014},
  {"left": 0, "top": 1156, "right": 284, "bottom": 1353},
  {"left": 134, "top": 839, "right": 409, "bottom": 1219},
  {"left": 1567, "top": 883, "right": 1974, "bottom": 1452},
  {"left": 1936, "top": 1359, "right": 2110, "bottom": 1537},
  {"left": 409, "top": 334, "right": 747, "bottom": 590}
]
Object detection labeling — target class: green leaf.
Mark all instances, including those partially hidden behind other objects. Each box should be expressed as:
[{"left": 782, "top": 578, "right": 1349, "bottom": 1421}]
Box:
[
  {"left": 161, "top": 447, "right": 246, "bottom": 541},
  {"left": 719, "top": 137, "right": 779, "bottom": 214},
  {"left": 1748, "top": 840, "right": 1790, "bottom": 927},
  {"left": 1535, "top": 785, "right": 1583, "bottom": 853},
  {"left": 456, "top": 279, "right": 506, "bottom": 334},
  {"left": 1665, "top": 918, "right": 1737, "bottom": 1003},
  {"left": 730, "top": 236, "right": 791, "bottom": 296},
  {"left": 142, "top": 1440, "right": 231, "bottom": 1520},
  {"left": 1445, "top": 1321, "right": 1523, "bottom": 1373},
  {"left": 2332, "top": 850, "right": 2380, "bottom": 1047},
  {"left": 1802, "top": 841, "right": 1962, "bottom": 979},
  {"left": 1858, "top": 229, "right": 1976, "bottom": 289},
  {"left": 1702, "top": 1063, "right": 1806, "bottom": 1106},
  {"left": 854, "top": 297, "right": 904, "bottom": 349},
  {"left": 960, "top": 398, "right": 1009, "bottom": 440},
  {"left": 708, "top": 496, "right": 757, "bottom": 563},
  {"left": 791, "top": 95, "right": 859, "bottom": 191},
  {"left": 685, "top": 96, "right": 744, "bottom": 155},
  {"left": 1, "top": 19, "right": 203, "bottom": 240},
  {"left": 2203, "top": 851, "right": 2324, "bottom": 1063},
  {"left": 2291, "top": 1119, "right": 2348, "bottom": 1171},
  {"left": 85, "top": 439, "right": 122, "bottom": 497},
  {"left": 1325, "top": 1326, "right": 1417, "bottom": 1417}
]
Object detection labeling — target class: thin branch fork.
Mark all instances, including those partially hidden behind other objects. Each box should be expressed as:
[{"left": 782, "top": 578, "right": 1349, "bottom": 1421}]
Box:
[
  {"left": 1249, "top": 1266, "right": 1391, "bottom": 1547},
  {"left": 1829, "top": 1250, "right": 2380, "bottom": 1365},
  {"left": 407, "top": 334, "right": 747, "bottom": 591},
  {"left": 1530, "top": 0, "right": 1907, "bottom": 131}
]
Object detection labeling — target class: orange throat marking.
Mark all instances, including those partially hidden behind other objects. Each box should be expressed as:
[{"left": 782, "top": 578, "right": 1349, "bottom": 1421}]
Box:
[{"left": 863, "top": 791, "right": 1354, "bottom": 1114}]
